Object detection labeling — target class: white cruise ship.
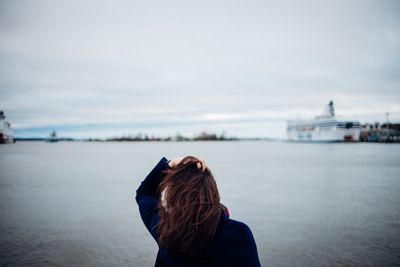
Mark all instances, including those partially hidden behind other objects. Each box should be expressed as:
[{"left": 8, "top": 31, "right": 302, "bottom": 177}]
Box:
[
  {"left": 287, "top": 101, "right": 360, "bottom": 142},
  {"left": 0, "top": 111, "right": 14, "bottom": 144}
]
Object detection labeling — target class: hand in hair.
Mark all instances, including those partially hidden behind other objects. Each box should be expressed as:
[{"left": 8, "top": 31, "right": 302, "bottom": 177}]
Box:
[
  {"left": 167, "top": 157, "right": 184, "bottom": 168},
  {"left": 168, "top": 156, "right": 207, "bottom": 171},
  {"left": 196, "top": 159, "right": 207, "bottom": 171}
]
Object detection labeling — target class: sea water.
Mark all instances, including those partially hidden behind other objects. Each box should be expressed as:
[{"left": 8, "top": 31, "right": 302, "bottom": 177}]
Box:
[{"left": 1, "top": 141, "right": 399, "bottom": 267}]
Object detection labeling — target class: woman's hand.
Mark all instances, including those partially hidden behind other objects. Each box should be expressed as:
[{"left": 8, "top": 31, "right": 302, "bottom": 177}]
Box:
[
  {"left": 168, "top": 157, "right": 207, "bottom": 171},
  {"left": 168, "top": 157, "right": 185, "bottom": 168}
]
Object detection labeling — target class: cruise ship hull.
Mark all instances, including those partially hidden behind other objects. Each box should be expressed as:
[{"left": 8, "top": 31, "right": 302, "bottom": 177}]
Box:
[
  {"left": 287, "top": 101, "right": 361, "bottom": 142},
  {"left": 287, "top": 120, "right": 361, "bottom": 142}
]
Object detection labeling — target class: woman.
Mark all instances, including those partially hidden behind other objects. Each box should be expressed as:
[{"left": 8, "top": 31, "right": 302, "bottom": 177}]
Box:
[{"left": 136, "top": 156, "right": 261, "bottom": 267}]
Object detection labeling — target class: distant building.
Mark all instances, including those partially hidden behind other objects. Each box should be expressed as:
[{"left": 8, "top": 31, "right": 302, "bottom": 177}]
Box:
[
  {"left": 195, "top": 132, "right": 218, "bottom": 141},
  {"left": 360, "top": 123, "right": 400, "bottom": 142},
  {"left": 0, "top": 111, "right": 14, "bottom": 144},
  {"left": 47, "top": 130, "right": 58, "bottom": 142}
]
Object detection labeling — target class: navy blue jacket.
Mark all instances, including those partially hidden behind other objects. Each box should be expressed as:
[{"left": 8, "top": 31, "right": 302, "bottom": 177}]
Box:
[{"left": 136, "top": 157, "right": 261, "bottom": 267}]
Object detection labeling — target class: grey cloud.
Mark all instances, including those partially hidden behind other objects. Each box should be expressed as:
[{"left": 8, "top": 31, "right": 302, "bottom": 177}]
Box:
[{"left": 1, "top": 0, "right": 399, "bottom": 138}]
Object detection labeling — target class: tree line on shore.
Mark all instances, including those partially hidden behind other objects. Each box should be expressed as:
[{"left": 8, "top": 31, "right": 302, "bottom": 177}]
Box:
[{"left": 94, "top": 131, "right": 239, "bottom": 142}]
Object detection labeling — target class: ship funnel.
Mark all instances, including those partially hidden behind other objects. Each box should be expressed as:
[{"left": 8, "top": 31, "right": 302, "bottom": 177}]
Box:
[{"left": 322, "top": 101, "right": 335, "bottom": 117}]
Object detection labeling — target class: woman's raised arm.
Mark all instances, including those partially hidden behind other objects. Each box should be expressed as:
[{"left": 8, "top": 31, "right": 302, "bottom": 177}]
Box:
[
  {"left": 135, "top": 157, "right": 170, "bottom": 201},
  {"left": 135, "top": 157, "right": 170, "bottom": 239}
]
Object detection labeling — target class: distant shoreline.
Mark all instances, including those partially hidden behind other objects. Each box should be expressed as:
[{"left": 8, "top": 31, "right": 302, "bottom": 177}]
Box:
[
  {"left": 12, "top": 137, "right": 400, "bottom": 143},
  {"left": 13, "top": 137, "right": 274, "bottom": 142}
]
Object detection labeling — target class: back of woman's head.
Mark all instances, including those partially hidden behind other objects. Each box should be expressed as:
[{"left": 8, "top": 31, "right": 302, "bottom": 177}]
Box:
[{"left": 158, "top": 156, "right": 223, "bottom": 257}]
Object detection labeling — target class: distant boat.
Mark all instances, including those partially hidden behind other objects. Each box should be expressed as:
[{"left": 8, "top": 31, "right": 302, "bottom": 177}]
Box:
[
  {"left": 47, "top": 130, "right": 58, "bottom": 142},
  {"left": 0, "top": 111, "right": 14, "bottom": 144},
  {"left": 287, "top": 101, "right": 361, "bottom": 142}
]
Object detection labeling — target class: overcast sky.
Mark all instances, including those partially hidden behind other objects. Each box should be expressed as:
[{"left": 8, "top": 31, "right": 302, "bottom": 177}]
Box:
[{"left": 1, "top": 0, "right": 399, "bottom": 138}]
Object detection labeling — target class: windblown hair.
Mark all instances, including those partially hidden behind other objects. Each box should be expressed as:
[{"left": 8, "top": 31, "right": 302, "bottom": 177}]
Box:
[{"left": 157, "top": 156, "right": 223, "bottom": 257}]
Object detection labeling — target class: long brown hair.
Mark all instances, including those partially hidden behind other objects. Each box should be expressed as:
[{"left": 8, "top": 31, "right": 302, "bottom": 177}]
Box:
[{"left": 157, "top": 156, "right": 223, "bottom": 257}]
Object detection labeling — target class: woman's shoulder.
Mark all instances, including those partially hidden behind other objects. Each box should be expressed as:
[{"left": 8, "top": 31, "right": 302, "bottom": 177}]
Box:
[
  {"left": 205, "top": 218, "right": 258, "bottom": 263},
  {"left": 225, "top": 218, "right": 253, "bottom": 236},
  {"left": 213, "top": 218, "right": 255, "bottom": 246}
]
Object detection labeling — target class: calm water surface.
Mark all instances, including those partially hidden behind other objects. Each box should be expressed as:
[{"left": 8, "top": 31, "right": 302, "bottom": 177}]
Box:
[{"left": 0, "top": 141, "right": 399, "bottom": 267}]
